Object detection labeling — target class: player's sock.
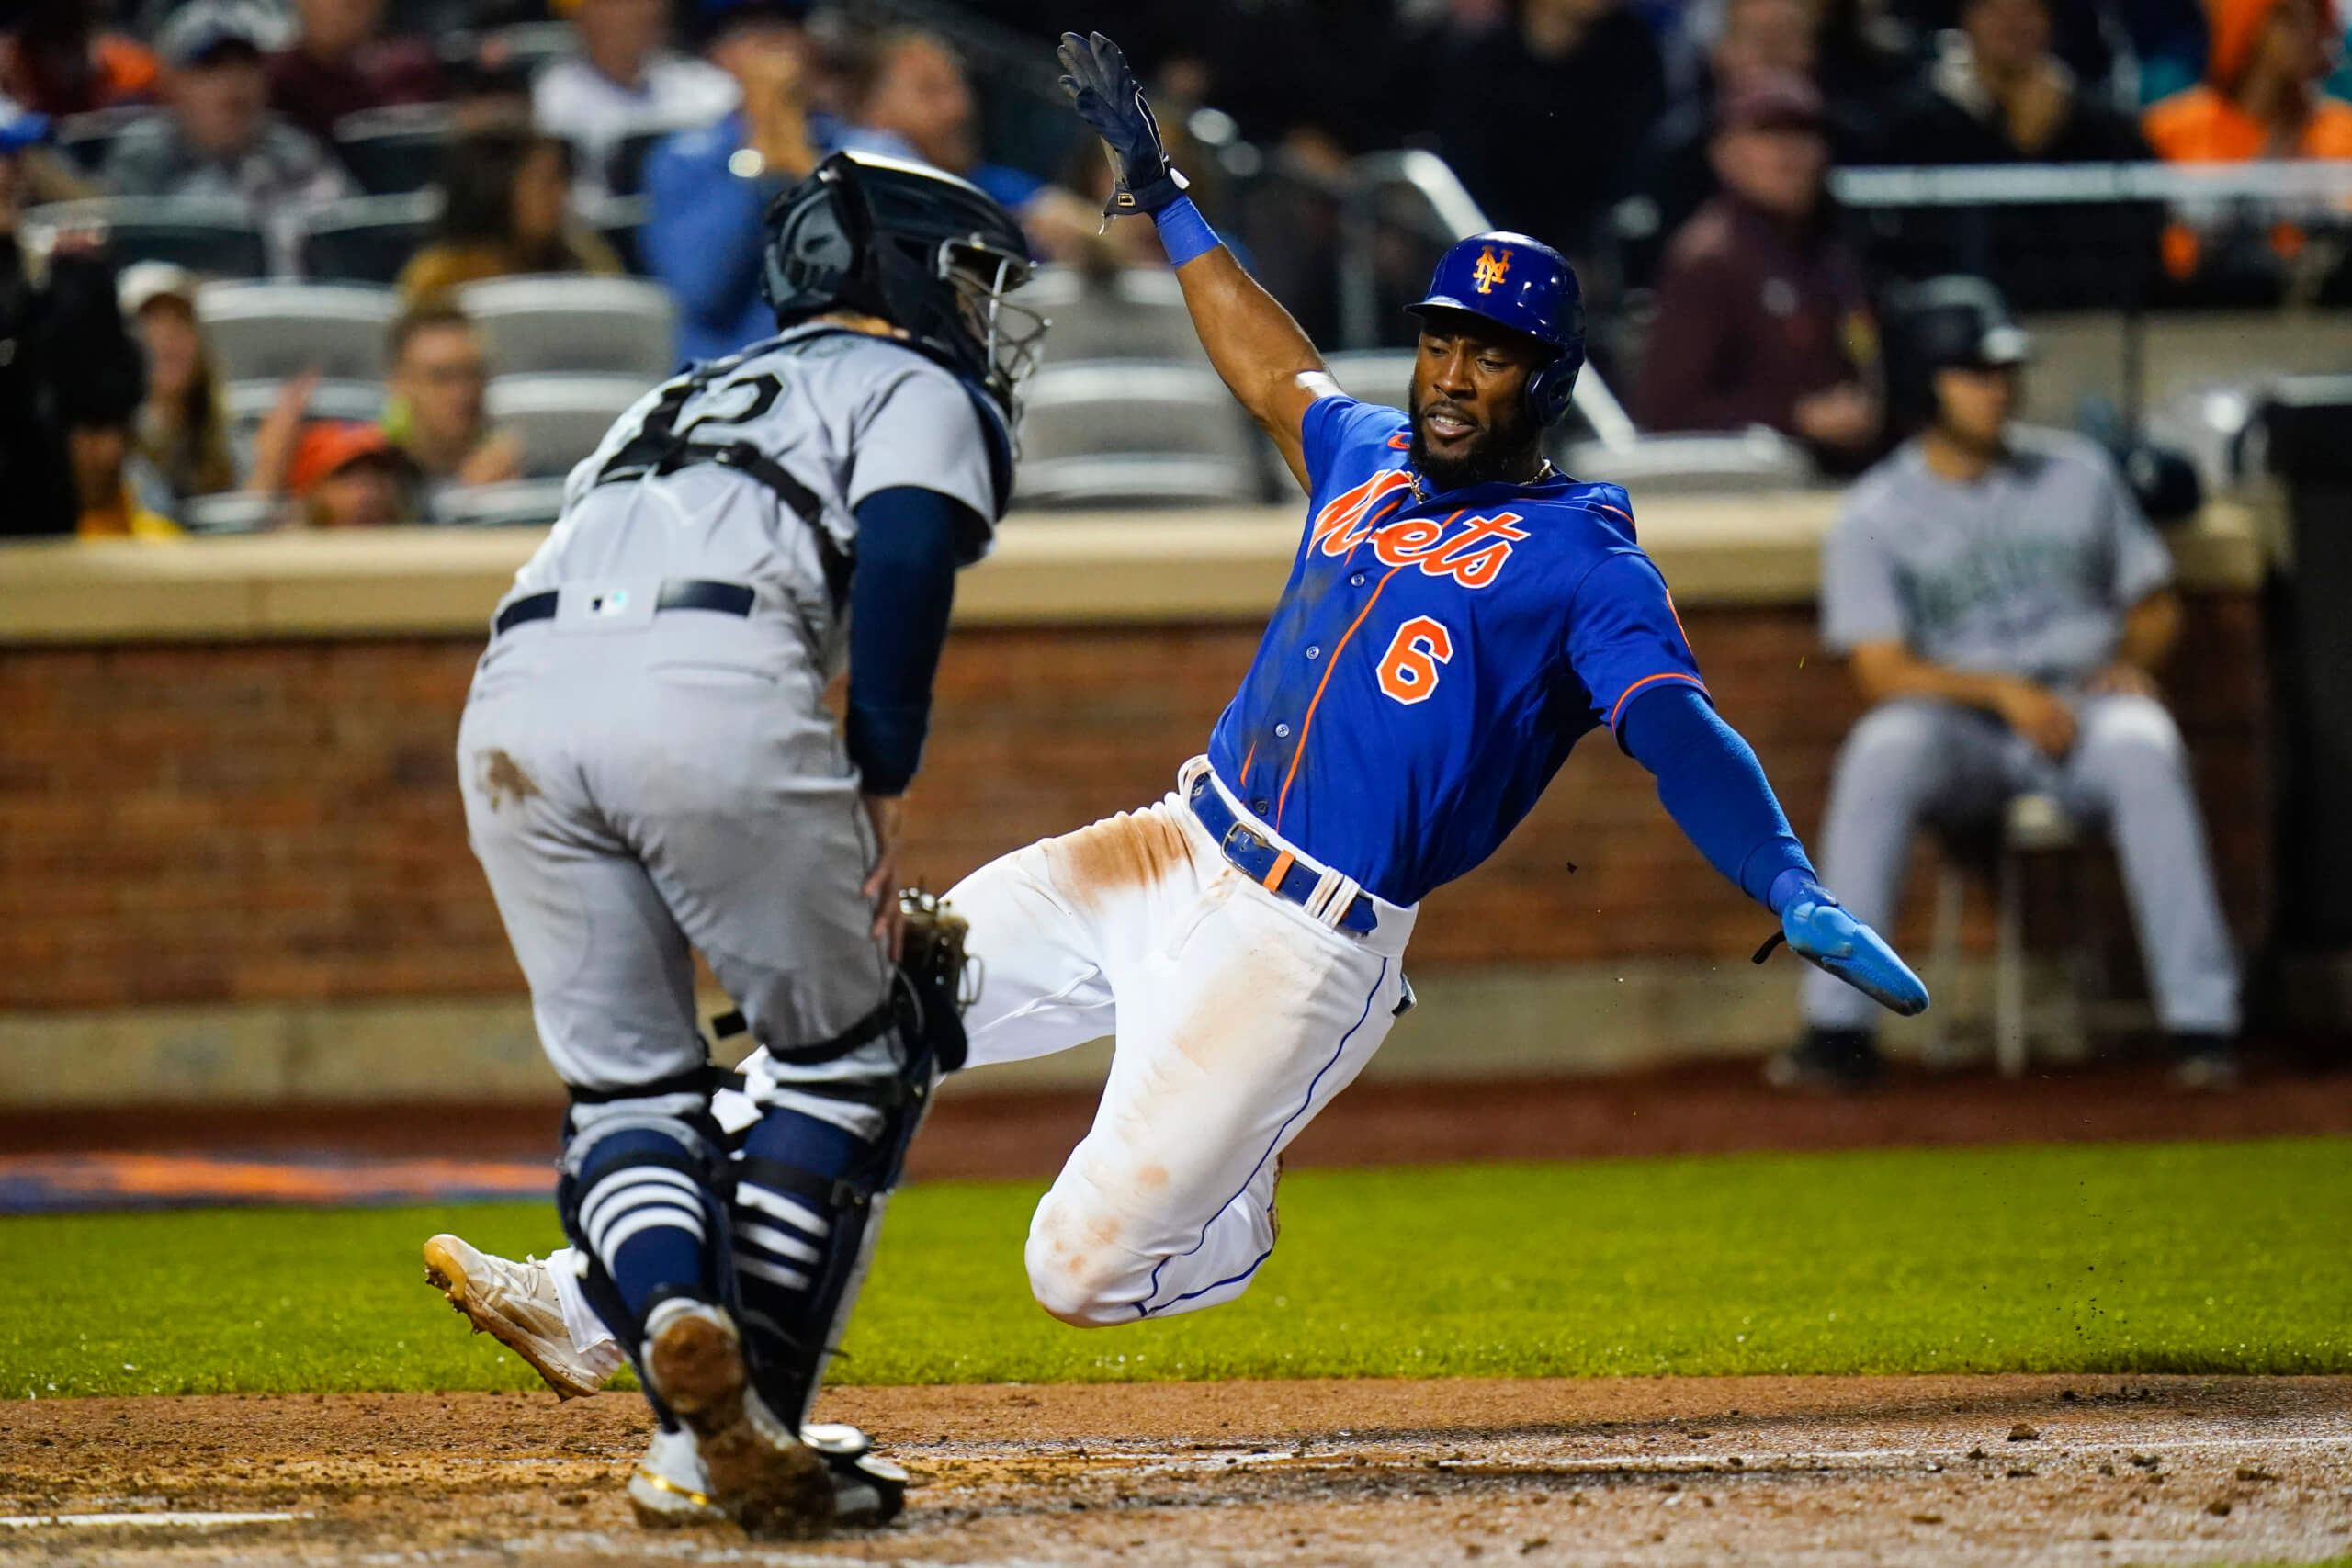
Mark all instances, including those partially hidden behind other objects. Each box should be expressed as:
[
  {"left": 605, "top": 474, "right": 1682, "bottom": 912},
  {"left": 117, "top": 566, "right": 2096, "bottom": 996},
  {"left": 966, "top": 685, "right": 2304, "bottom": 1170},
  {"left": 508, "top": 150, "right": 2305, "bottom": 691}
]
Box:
[{"left": 576, "top": 1128, "right": 714, "bottom": 1321}]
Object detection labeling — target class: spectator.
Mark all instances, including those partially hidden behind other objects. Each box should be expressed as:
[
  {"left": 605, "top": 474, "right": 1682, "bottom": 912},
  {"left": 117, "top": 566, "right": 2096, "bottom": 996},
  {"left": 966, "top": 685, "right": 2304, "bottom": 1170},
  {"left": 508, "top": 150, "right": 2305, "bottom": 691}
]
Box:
[
  {"left": 641, "top": 0, "right": 908, "bottom": 361},
  {"left": 285, "top": 420, "right": 419, "bottom": 526},
  {"left": 100, "top": 1, "right": 353, "bottom": 264},
  {"left": 2143, "top": 0, "right": 2352, "bottom": 157},
  {"left": 1432, "top": 0, "right": 1668, "bottom": 256},
  {"left": 1634, "top": 72, "right": 1883, "bottom": 471},
  {"left": 0, "top": 0, "right": 159, "bottom": 117},
  {"left": 533, "top": 0, "right": 739, "bottom": 200},
  {"left": 119, "top": 261, "right": 237, "bottom": 507},
  {"left": 1879, "top": 0, "right": 2152, "bottom": 161},
  {"left": 1621, "top": 0, "right": 1823, "bottom": 283},
  {"left": 1784, "top": 276, "right": 2241, "bottom": 1091},
  {"left": 381, "top": 303, "right": 523, "bottom": 508},
  {"left": 267, "top": 0, "right": 444, "bottom": 145},
  {"left": 850, "top": 27, "right": 1104, "bottom": 266},
  {"left": 396, "top": 128, "right": 623, "bottom": 303},
  {"left": 0, "top": 101, "right": 147, "bottom": 539},
  {"left": 69, "top": 407, "right": 180, "bottom": 538}
]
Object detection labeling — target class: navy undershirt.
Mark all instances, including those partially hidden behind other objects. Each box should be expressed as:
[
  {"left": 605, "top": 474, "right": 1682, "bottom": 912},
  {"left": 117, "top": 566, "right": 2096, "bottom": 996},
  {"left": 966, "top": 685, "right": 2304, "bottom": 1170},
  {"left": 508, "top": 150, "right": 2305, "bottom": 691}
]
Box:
[
  {"left": 844, "top": 485, "right": 974, "bottom": 797},
  {"left": 1618, "top": 682, "right": 1816, "bottom": 913}
]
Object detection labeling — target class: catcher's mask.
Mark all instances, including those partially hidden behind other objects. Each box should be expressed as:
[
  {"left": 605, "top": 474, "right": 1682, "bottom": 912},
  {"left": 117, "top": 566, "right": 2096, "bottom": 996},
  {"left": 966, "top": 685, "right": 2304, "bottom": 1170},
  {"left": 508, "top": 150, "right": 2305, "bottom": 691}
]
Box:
[{"left": 761, "top": 151, "right": 1048, "bottom": 437}]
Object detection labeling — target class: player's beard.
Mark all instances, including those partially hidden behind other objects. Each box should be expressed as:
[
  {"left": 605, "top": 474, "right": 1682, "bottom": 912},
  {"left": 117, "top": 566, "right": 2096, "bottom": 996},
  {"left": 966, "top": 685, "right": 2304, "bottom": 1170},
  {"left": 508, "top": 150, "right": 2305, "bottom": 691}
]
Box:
[{"left": 1408, "top": 397, "right": 1543, "bottom": 494}]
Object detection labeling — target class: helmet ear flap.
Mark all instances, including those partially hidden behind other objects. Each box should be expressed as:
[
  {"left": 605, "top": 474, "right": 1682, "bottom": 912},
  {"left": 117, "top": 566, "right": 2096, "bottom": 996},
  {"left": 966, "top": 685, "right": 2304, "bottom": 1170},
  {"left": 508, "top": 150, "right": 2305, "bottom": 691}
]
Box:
[{"left": 762, "top": 152, "right": 887, "bottom": 324}]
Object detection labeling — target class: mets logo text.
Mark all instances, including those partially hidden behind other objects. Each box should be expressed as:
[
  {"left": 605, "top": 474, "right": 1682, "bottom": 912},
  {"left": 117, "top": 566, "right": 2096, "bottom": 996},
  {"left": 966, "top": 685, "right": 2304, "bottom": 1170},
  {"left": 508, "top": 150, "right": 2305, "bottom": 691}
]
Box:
[
  {"left": 1310, "top": 471, "right": 1528, "bottom": 589},
  {"left": 1472, "top": 246, "right": 1510, "bottom": 294}
]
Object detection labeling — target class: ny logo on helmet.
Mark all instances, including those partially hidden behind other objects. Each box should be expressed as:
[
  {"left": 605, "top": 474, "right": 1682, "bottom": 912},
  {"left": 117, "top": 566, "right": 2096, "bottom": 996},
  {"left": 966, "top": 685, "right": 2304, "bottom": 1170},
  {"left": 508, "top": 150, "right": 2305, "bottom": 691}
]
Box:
[{"left": 1472, "top": 246, "right": 1510, "bottom": 294}]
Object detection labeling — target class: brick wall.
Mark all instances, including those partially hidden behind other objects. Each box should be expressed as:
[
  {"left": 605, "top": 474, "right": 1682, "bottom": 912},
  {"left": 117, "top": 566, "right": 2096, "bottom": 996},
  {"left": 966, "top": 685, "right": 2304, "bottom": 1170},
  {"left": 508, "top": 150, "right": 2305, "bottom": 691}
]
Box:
[{"left": 0, "top": 597, "right": 2266, "bottom": 1010}]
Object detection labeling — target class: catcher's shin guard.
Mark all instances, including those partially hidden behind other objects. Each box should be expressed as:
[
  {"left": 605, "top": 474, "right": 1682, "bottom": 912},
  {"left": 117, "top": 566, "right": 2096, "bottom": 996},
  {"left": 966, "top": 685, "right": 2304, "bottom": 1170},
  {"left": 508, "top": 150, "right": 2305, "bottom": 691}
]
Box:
[
  {"left": 554, "top": 1102, "right": 733, "bottom": 1405},
  {"left": 724, "top": 892, "right": 972, "bottom": 1425}
]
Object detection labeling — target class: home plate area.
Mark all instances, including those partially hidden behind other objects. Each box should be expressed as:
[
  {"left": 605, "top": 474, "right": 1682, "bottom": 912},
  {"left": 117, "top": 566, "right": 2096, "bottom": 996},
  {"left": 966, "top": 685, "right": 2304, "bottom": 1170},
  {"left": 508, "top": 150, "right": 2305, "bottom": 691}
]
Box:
[{"left": 3, "top": 1375, "right": 2347, "bottom": 1567}]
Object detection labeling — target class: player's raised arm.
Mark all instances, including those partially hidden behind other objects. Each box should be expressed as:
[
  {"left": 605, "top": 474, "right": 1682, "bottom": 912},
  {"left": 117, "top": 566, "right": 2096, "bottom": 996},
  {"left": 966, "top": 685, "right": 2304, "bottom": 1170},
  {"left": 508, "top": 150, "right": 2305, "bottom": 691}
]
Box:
[{"left": 1057, "top": 32, "right": 1337, "bottom": 485}]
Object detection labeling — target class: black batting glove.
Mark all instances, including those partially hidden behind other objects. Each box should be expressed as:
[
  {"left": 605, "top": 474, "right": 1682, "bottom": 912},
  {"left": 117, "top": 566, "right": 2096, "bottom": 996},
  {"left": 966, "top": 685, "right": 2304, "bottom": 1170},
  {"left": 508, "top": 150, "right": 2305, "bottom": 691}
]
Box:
[{"left": 1056, "top": 30, "right": 1189, "bottom": 218}]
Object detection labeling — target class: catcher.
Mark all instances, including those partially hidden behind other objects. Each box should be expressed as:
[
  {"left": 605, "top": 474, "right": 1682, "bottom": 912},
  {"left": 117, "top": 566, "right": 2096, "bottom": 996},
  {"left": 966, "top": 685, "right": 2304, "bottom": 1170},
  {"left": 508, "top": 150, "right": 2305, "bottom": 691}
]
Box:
[{"left": 439, "top": 150, "right": 1043, "bottom": 1537}]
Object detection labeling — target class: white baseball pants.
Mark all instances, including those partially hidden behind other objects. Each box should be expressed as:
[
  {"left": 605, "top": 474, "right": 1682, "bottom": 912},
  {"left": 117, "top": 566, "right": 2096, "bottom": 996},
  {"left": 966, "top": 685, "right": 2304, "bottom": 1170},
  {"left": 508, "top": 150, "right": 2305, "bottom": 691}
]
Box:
[{"left": 946, "top": 760, "right": 1416, "bottom": 1326}]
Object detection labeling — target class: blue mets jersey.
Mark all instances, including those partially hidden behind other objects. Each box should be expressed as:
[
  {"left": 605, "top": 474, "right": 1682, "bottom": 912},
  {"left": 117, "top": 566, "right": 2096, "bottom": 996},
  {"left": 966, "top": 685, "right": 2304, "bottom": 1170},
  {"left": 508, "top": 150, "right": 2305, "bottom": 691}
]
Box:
[{"left": 1204, "top": 395, "right": 1707, "bottom": 906}]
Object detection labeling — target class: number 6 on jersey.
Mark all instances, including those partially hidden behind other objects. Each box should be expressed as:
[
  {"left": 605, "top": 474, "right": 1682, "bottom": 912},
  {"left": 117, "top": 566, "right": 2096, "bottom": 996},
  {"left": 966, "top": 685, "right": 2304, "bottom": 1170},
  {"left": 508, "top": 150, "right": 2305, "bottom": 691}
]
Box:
[{"left": 1377, "top": 615, "right": 1453, "bottom": 705}]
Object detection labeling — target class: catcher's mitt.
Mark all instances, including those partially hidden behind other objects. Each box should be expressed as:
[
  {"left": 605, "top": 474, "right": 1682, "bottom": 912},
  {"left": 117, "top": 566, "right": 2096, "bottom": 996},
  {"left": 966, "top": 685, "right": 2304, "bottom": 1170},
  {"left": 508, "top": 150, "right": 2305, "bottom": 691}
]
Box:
[{"left": 896, "top": 888, "right": 977, "bottom": 1074}]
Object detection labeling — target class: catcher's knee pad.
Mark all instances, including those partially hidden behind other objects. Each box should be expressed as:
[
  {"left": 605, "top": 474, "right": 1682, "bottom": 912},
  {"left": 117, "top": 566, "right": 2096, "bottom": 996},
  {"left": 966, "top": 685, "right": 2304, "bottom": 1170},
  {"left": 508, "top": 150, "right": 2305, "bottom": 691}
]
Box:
[{"left": 555, "top": 1107, "right": 730, "bottom": 1370}]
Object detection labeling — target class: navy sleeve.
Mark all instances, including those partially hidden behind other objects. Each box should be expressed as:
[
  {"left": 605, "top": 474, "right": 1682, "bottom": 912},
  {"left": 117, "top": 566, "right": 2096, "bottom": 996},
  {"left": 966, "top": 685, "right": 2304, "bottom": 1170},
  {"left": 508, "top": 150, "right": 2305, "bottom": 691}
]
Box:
[
  {"left": 845, "top": 486, "right": 972, "bottom": 796},
  {"left": 1619, "top": 682, "right": 1815, "bottom": 910}
]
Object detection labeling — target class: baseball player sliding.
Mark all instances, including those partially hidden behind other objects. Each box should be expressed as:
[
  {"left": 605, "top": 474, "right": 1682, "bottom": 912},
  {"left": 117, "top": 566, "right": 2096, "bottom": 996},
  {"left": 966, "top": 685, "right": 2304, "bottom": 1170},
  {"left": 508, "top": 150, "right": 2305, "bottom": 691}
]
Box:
[{"left": 422, "top": 31, "right": 1927, "bottom": 1525}]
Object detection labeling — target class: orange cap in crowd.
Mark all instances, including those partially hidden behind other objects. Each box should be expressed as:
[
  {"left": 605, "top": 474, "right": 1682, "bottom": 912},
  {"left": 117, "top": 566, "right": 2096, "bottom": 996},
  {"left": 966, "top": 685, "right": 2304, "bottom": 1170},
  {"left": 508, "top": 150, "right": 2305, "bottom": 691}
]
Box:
[{"left": 288, "top": 422, "right": 398, "bottom": 496}]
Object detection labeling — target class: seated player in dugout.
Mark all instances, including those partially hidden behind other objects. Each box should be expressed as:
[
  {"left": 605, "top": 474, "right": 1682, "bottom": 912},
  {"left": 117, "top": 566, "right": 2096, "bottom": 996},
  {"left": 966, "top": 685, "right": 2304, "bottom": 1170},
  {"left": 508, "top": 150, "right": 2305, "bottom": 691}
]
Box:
[
  {"left": 415, "top": 31, "right": 1930, "bottom": 1504},
  {"left": 1776, "top": 276, "right": 2241, "bottom": 1093}
]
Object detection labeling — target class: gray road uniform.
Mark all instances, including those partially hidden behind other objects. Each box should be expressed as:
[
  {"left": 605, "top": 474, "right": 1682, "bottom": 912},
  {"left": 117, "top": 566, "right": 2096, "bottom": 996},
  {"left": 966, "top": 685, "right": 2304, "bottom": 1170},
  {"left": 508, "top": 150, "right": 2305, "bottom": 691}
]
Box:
[
  {"left": 1807, "top": 426, "right": 2239, "bottom": 1035},
  {"left": 459, "top": 323, "right": 1001, "bottom": 1097}
]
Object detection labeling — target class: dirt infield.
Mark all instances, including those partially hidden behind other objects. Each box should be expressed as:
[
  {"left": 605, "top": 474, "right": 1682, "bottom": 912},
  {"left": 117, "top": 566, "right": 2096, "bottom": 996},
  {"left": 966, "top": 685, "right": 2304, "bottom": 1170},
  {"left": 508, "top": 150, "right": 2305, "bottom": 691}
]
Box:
[{"left": 4, "top": 1376, "right": 2347, "bottom": 1566}]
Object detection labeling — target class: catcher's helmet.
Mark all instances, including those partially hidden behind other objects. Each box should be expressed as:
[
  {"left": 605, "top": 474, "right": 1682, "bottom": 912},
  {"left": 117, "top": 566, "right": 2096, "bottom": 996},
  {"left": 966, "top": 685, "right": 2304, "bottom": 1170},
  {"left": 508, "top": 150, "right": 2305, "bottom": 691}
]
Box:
[
  {"left": 761, "top": 151, "right": 1047, "bottom": 425},
  {"left": 1887, "top": 274, "right": 2030, "bottom": 428},
  {"left": 1406, "top": 231, "right": 1586, "bottom": 425}
]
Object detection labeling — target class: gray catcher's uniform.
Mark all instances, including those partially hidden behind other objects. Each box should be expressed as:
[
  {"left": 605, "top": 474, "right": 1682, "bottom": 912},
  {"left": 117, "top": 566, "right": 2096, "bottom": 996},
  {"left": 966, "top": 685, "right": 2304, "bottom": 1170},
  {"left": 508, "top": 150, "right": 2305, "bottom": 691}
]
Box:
[{"left": 458, "top": 324, "right": 1002, "bottom": 1099}]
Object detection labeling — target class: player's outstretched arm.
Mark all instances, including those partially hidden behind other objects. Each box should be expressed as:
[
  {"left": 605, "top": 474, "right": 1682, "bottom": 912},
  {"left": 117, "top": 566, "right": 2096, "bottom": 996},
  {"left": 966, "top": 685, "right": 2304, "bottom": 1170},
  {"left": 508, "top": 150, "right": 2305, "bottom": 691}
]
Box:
[
  {"left": 1057, "top": 31, "right": 1337, "bottom": 486},
  {"left": 1621, "top": 682, "right": 1928, "bottom": 1018}
]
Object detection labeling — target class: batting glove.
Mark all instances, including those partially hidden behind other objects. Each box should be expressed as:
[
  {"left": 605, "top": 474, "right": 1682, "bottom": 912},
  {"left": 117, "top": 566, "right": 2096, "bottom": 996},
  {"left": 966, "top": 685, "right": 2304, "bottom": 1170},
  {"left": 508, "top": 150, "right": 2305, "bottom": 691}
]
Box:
[
  {"left": 1056, "top": 30, "right": 1189, "bottom": 218},
  {"left": 1756, "top": 879, "right": 1930, "bottom": 1018}
]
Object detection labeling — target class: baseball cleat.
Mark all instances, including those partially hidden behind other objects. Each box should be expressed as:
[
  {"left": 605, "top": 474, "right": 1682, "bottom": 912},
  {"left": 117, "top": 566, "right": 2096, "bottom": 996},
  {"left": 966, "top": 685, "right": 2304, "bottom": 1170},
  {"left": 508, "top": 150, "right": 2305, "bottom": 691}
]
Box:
[
  {"left": 630, "top": 1422, "right": 906, "bottom": 1530},
  {"left": 642, "top": 1300, "right": 833, "bottom": 1539},
  {"left": 422, "top": 1234, "right": 624, "bottom": 1399},
  {"left": 629, "top": 1426, "right": 729, "bottom": 1528}
]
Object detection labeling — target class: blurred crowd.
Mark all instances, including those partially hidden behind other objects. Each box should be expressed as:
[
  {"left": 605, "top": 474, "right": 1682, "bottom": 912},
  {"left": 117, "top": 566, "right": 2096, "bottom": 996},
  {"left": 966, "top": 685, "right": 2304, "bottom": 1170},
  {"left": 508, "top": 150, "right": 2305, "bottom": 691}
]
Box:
[{"left": 0, "top": 0, "right": 2344, "bottom": 537}]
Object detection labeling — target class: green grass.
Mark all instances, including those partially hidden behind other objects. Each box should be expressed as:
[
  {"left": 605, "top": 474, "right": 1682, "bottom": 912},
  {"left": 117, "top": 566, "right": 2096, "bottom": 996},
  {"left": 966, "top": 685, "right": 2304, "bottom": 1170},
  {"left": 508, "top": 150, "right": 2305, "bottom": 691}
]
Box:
[{"left": 4, "top": 1137, "right": 2346, "bottom": 1398}]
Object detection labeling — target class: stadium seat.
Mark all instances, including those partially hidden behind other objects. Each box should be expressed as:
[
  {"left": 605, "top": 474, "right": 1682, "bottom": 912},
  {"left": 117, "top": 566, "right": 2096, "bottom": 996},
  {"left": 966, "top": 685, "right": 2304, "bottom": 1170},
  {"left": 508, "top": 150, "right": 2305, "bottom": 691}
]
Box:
[
  {"left": 1324, "top": 349, "right": 1416, "bottom": 412},
  {"left": 1024, "top": 266, "right": 1205, "bottom": 365},
  {"left": 53, "top": 106, "right": 153, "bottom": 174},
  {"left": 25, "top": 197, "right": 266, "bottom": 279},
  {"left": 432, "top": 477, "right": 570, "bottom": 526},
  {"left": 333, "top": 105, "right": 452, "bottom": 197},
  {"left": 197, "top": 282, "right": 400, "bottom": 384},
  {"left": 482, "top": 20, "right": 577, "bottom": 75},
  {"left": 483, "top": 373, "right": 649, "bottom": 478},
  {"left": 300, "top": 192, "right": 439, "bottom": 284},
  {"left": 180, "top": 491, "right": 277, "bottom": 534},
  {"left": 224, "top": 378, "right": 388, "bottom": 477},
  {"left": 1016, "top": 361, "right": 1261, "bottom": 507},
  {"left": 1562, "top": 428, "right": 1814, "bottom": 493},
  {"left": 457, "top": 276, "right": 675, "bottom": 378}
]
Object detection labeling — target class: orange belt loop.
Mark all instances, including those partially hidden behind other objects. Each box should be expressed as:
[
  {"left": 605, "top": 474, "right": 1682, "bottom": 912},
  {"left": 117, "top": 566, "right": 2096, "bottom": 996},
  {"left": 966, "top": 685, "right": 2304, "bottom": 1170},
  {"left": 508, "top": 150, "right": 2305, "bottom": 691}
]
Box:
[{"left": 1262, "top": 851, "right": 1295, "bottom": 892}]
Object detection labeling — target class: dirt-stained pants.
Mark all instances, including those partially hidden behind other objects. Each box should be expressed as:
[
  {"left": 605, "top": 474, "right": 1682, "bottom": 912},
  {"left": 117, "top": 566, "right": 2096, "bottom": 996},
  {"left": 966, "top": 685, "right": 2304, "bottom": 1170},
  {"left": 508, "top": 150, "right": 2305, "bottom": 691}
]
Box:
[{"left": 944, "top": 759, "right": 1414, "bottom": 1326}]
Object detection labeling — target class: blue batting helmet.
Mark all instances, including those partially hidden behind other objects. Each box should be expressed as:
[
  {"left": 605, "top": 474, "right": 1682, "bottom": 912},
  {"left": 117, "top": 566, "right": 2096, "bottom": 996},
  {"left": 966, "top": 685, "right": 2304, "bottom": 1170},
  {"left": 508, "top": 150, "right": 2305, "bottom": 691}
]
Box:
[{"left": 1406, "top": 231, "right": 1585, "bottom": 425}]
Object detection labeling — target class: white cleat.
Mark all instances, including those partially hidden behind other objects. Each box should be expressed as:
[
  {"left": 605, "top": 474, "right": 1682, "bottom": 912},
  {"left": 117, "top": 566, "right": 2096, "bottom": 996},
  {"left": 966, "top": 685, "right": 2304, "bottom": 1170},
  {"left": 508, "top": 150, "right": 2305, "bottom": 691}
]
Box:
[
  {"left": 642, "top": 1300, "right": 833, "bottom": 1539},
  {"left": 631, "top": 1422, "right": 906, "bottom": 1529},
  {"left": 629, "top": 1426, "right": 729, "bottom": 1528},
  {"left": 422, "top": 1234, "right": 625, "bottom": 1399}
]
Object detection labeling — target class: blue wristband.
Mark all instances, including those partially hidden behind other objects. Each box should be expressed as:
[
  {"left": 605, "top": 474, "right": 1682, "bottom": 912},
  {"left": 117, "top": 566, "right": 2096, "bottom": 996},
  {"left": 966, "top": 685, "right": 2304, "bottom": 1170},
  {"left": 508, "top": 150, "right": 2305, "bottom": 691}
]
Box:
[
  {"left": 1768, "top": 869, "right": 1831, "bottom": 917},
  {"left": 1152, "top": 195, "right": 1221, "bottom": 268}
]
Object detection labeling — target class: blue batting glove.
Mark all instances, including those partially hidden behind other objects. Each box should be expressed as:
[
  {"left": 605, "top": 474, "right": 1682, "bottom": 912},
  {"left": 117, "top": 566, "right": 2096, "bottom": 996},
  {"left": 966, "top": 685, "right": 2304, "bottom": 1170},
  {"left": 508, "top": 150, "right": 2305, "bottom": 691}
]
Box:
[
  {"left": 1766, "top": 877, "right": 1930, "bottom": 1018},
  {"left": 1057, "top": 31, "right": 1189, "bottom": 217}
]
